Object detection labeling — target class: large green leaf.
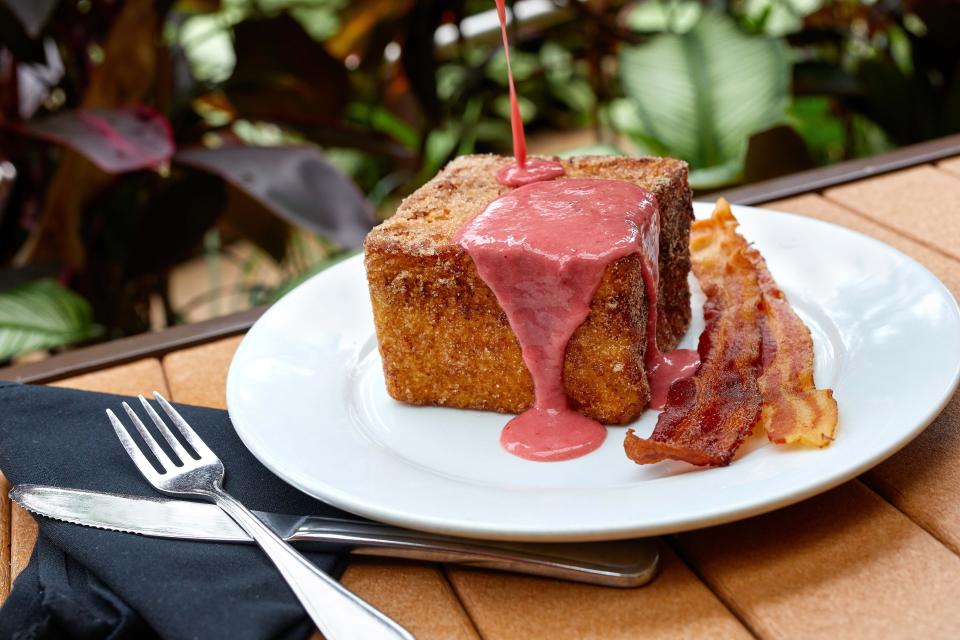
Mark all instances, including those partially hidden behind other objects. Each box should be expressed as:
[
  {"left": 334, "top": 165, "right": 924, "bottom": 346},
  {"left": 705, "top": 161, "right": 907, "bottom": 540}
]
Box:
[
  {"left": 0, "top": 279, "right": 99, "bottom": 360},
  {"left": 617, "top": 11, "right": 790, "bottom": 184}
]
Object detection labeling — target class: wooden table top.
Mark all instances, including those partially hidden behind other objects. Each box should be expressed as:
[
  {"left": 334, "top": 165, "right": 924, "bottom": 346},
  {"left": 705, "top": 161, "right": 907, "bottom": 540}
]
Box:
[{"left": 4, "top": 138, "right": 960, "bottom": 638}]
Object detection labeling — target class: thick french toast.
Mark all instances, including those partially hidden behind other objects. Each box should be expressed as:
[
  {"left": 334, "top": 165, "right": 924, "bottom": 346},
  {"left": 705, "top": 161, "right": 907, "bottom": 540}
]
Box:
[{"left": 364, "top": 154, "right": 693, "bottom": 424}]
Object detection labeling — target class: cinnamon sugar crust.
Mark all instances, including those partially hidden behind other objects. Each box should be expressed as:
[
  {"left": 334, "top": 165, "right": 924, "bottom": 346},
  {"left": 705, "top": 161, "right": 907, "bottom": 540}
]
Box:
[{"left": 364, "top": 154, "right": 693, "bottom": 424}]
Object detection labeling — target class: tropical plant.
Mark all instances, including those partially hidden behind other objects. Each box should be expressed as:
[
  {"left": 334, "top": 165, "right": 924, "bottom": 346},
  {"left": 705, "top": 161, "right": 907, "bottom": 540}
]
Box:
[
  {"left": 0, "top": 0, "right": 384, "bottom": 359},
  {"left": 0, "top": 278, "right": 99, "bottom": 360},
  {"left": 613, "top": 7, "right": 792, "bottom": 188},
  {"left": 0, "top": 0, "right": 956, "bottom": 362}
]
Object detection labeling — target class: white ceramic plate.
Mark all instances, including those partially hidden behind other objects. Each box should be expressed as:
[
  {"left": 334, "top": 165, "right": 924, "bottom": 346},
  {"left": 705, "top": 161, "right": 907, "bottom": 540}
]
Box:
[{"left": 226, "top": 203, "right": 960, "bottom": 541}]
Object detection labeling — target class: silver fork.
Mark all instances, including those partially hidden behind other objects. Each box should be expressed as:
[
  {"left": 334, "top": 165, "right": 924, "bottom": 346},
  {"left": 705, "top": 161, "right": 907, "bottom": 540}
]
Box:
[{"left": 106, "top": 392, "right": 414, "bottom": 640}]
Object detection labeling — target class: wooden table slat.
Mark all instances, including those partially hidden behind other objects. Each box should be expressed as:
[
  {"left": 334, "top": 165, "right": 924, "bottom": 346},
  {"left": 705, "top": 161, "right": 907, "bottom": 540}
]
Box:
[
  {"left": 823, "top": 165, "right": 960, "bottom": 262},
  {"left": 448, "top": 544, "right": 752, "bottom": 640},
  {"left": 341, "top": 561, "right": 480, "bottom": 640},
  {"left": 0, "top": 474, "right": 9, "bottom": 602},
  {"left": 675, "top": 482, "right": 960, "bottom": 640},
  {"left": 938, "top": 157, "right": 960, "bottom": 176},
  {"left": 9, "top": 506, "right": 37, "bottom": 586},
  {"left": 162, "top": 336, "right": 243, "bottom": 409},
  {"left": 48, "top": 357, "right": 171, "bottom": 398}
]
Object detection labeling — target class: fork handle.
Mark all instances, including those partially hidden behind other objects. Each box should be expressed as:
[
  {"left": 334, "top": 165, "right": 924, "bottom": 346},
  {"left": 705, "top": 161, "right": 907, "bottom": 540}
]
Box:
[{"left": 209, "top": 489, "right": 413, "bottom": 640}]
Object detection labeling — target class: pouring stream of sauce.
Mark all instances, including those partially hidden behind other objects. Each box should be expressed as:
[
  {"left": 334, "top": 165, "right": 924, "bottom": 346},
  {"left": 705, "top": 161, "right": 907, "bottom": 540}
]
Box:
[
  {"left": 493, "top": 0, "right": 565, "bottom": 187},
  {"left": 456, "top": 2, "right": 699, "bottom": 461}
]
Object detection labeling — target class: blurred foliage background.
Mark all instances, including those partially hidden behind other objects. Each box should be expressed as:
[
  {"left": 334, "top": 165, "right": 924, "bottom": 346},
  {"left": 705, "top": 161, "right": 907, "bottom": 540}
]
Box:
[{"left": 0, "top": 0, "right": 958, "bottom": 362}]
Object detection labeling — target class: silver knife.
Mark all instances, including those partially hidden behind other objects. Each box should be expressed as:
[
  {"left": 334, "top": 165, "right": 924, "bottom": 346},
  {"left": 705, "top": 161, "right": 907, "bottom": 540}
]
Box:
[{"left": 10, "top": 485, "right": 658, "bottom": 588}]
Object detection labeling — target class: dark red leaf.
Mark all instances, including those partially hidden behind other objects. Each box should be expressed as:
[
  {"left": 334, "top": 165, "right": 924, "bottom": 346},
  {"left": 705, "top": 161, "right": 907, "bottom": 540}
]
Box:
[
  {"left": 16, "top": 107, "right": 175, "bottom": 173},
  {"left": 174, "top": 145, "right": 375, "bottom": 249},
  {"left": 225, "top": 14, "right": 349, "bottom": 124},
  {"left": 124, "top": 171, "right": 226, "bottom": 276}
]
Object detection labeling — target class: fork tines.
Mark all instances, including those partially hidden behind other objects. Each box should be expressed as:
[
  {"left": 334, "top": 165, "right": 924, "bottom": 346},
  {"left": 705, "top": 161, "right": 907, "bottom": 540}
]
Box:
[{"left": 106, "top": 392, "right": 214, "bottom": 476}]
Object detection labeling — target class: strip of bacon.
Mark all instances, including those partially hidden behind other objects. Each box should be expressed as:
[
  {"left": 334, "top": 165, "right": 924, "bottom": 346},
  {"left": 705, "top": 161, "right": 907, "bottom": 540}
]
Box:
[
  {"left": 624, "top": 203, "right": 764, "bottom": 467},
  {"left": 739, "top": 212, "right": 839, "bottom": 447},
  {"left": 625, "top": 199, "right": 840, "bottom": 467}
]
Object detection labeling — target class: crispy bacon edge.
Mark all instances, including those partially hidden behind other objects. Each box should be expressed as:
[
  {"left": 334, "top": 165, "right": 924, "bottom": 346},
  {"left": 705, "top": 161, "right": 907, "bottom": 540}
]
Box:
[
  {"left": 625, "top": 199, "right": 839, "bottom": 467},
  {"left": 743, "top": 214, "right": 839, "bottom": 447},
  {"left": 624, "top": 201, "right": 764, "bottom": 467}
]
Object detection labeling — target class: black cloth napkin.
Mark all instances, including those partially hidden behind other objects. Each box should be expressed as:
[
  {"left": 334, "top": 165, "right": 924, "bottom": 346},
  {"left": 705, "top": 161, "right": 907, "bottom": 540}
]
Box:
[{"left": 0, "top": 382, "right": 356, "bottom": 640}]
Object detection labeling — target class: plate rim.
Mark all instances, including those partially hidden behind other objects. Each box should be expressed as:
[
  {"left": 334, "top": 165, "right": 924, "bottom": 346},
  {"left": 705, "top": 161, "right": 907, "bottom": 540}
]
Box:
[{"left": 226, "top": 202, "right": 960, "bottom": 541}]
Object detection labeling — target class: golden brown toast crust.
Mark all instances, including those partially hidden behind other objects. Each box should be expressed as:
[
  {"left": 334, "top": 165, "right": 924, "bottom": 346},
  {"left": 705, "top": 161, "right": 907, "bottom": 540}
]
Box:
[{"left": 364, "top": 154, "right": 693, "bottom": 424}]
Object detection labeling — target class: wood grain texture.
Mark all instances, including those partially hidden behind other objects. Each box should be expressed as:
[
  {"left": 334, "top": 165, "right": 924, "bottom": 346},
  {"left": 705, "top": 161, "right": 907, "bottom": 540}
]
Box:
[
  {"left": 447, "top": 544, "right": 751, "bottom": 640},
  {"left": 823, "top": 166, "right": 960, "bottom": 261},
  {"left": 161, "top": 339, "right": 482, "bottom": 638},
  {"left": 766, "top": 194, "right": 960, "bottom": 556},
  {"left": 938, "top": 157, "right": 960, "bottom": 176},
  {"left": 0, "top": 474, "right": 10, "bottom": 602},
  {"left": 675, "top": 482, "right": 960, "bottom": 639},
  {"left": 162, "top": 336, "right": 243, "bottom": 409},
  {"left": 49, "top": 357, "right": 170, "bottom": 397},
  {"left": 765, "top": 194, "right": 960, "bottom": 294},
  {"left": 341, "top": 561, "right": 479, "bottom": 640},
  {"left": 864, "top": 392, "right": 960, "bottom": 557},
  {"left": 9, "top": 505, "right": 37, "bottom": 585}
]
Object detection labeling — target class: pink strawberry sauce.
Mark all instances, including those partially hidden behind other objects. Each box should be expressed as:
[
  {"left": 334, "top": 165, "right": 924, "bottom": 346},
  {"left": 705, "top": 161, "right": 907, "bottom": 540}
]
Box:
[{"left": 457, "top": 180, "right": 699, "bottom": 461}]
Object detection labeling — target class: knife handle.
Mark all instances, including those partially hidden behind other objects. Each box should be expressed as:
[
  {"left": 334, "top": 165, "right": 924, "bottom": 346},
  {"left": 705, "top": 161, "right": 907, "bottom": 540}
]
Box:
[{"left": 288, "top": 520, "right": 659, "bottom": 588}]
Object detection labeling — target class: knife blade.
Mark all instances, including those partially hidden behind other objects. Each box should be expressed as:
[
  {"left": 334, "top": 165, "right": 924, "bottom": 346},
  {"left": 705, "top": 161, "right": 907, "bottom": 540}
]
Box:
[{"left": 11, "top": 484, "right": 658, "bottom": 588}]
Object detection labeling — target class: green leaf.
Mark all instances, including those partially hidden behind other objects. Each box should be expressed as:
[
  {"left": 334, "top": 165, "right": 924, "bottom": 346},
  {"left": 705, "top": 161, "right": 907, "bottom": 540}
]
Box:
[
  {"left": 473, "top": 119, "right": 511, "bottom": 144},
  {"left": 422, "top": 126, "right": 459, "bottom": 177},
  {"left": 624, "top": 0, "right": 702, "bottom": 34},
  {"left": 486, "top": 49, "right": 540, "bottom": 85},
  {"left": 437, "top": 63, "right": 467, "bottom": 102},
  {"left": 558, "top": 144, "right": 625, "bottom": 158},
  {"left": 607, "top": 99, "right": 674, "bottom": 157},
  {"left": 178, "top": 13, "right": 237, "bottom": 84},
  {"left": 346, "top": 103, "right": 419, "bottom": 149},
  {"left": 689, "top": 158, "right": 744, "bottom": 190},
  {"left": 541, "top": 41, "right": 573, "bottom": 81},
  {"left": 493, "top": 94, "right": 536, "bottom": 124},
  {"left": 550, "top": 77, "right": 596, "bottom": 113},
  {"left": 0, "top": 279, "right": 100, "bottom": 360},
  {"left": 787, "top": 96, "right": 845, "bottom": 165},
  {"left": 618, "top": 11, "right": 790, "bottom": 178}
]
